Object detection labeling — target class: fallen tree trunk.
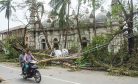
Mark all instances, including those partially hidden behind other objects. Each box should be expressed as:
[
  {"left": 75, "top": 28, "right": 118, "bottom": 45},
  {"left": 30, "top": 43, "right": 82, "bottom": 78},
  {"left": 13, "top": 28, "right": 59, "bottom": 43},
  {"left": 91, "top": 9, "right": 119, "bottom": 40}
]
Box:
[
  {"left": 32, "top": 53, "right": 54, "bottom": 60},
  {"left": 38, "top": 56, "right": 81, "bottom": 64}
]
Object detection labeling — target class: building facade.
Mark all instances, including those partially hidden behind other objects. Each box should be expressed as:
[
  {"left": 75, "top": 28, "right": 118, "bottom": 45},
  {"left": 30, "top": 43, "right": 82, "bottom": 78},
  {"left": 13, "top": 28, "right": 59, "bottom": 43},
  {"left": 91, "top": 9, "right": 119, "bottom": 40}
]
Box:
[{"left": 0, "top": 8, "right": 120, "bottom": 52}]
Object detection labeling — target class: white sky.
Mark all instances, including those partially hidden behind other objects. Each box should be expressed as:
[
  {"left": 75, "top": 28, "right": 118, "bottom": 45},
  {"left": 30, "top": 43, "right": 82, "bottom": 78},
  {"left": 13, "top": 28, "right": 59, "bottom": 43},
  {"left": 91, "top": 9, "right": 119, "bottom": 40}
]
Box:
[{"left": 0, "top": 0, "right": 137, "bottom": 31}]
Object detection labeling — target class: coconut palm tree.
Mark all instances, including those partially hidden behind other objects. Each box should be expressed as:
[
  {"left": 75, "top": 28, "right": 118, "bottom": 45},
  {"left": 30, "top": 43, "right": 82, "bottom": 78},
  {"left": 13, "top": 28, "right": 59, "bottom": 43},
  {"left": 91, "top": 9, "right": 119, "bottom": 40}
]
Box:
[
  {"left": 36, "top": 1, "right": 52, "bottom": 49},
  {"left": 49, "top": 0, "right": 71, "bottom": 48},
  {"left": 0, "top": 0, "right": 15, "bottom": 37},
  {"left": 83, "top": 0, "right": 102, "bottom": 36},
  {"left": 25, "top": 0, "right": 51, "bottom": 49}
]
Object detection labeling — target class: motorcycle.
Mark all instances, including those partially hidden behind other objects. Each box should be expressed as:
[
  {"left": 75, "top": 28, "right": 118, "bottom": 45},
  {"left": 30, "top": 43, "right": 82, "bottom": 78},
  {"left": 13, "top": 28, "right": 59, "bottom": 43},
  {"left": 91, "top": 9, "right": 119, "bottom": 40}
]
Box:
[{"left": 22, "top": 60, "right": 41, "bottom": 83}]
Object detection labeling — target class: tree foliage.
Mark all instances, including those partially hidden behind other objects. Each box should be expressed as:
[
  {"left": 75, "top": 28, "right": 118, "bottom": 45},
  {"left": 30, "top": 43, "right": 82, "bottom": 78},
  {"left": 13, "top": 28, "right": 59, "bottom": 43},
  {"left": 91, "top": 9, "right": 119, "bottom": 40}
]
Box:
[
  {"left": 0, "top": 0, "right": 16, "bottom": 36},
  {"left": 0, "top": 0, "right": 15, "bottom": 19},
  {"left": 3, "top": 36, "right": 20, "bottom": 59},
  {"left": 49, "top": 0, "right": 71, "bottom": 28}
]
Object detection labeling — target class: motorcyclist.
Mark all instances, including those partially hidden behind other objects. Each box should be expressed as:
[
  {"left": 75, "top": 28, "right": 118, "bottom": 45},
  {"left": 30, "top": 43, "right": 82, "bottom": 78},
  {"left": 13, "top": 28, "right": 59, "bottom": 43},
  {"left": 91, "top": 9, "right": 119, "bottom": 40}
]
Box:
[{"left": 24, "top": 48, "right": 37, "bottom": 74}]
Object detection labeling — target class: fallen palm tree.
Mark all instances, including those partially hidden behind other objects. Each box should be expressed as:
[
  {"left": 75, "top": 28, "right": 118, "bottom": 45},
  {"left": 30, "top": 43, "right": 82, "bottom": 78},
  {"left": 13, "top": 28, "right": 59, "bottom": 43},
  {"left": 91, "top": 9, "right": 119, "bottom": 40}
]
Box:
[
  {"left": 37, "top": 54, "right": 81, "bottom": 71},
  {"left": 38, "top": 54, "right": 81, "bottom": 64},
  {"left": 32, "top": 53, "right": 53, "bottom": 60}
]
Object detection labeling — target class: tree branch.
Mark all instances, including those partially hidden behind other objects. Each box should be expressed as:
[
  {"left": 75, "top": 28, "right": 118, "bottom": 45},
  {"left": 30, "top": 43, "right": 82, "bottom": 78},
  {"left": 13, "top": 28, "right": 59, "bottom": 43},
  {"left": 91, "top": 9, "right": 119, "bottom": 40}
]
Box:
[{"left": 130, "top": 0, "right": 133, "bottom": 15}]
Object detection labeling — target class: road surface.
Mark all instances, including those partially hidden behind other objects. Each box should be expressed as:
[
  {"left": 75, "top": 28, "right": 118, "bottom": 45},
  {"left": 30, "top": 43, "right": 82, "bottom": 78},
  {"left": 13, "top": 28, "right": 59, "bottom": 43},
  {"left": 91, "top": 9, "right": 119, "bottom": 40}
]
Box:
[{"left": 0, "top": 63, "right": 138, "bottom": 84}]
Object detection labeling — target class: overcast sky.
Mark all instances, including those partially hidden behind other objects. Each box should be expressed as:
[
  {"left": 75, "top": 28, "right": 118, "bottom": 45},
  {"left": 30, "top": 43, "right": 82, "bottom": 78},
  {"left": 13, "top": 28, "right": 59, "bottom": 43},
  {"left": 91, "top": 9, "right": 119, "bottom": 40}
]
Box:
[{"left": 0, "top": 0, "right": 137, "bottom": 31}]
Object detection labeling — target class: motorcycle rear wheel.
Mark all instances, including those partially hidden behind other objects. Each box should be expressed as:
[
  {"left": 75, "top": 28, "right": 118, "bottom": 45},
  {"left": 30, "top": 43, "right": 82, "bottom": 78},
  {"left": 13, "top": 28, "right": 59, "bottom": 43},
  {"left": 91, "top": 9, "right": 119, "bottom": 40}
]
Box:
[
  {"left": 34, "top": 70, "right": 41, "bottom": 83},
  {"left": 23, "top": 74, "right": 27, "bottom": 79}
]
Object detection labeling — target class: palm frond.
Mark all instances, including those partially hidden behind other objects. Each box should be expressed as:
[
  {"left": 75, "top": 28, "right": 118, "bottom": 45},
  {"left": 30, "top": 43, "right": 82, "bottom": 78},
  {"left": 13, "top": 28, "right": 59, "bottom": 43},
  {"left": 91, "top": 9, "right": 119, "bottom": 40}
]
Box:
[
  {"left": 0, "top": 0, "right": 15, "bottom": 19},
  {"left": 11, "top": 5, "right": 16, "bottom": 12},
  {"left": 0, "top": 0, "right": 7, "bottom": 5},
  {"left": 49, "top": 0, "right": 71, "bottom": 28},
  {"left": 49, "top": 0, "right": 63, "bottom": 11},
  {"left": 36, "top": 2, "right": 45, "bottom": 18},
  {"left": 58, "top": 2, "right": 67, "bottom": 28},
  {"left": 0, "top": 6, "right": 5, "bottom": 12}
]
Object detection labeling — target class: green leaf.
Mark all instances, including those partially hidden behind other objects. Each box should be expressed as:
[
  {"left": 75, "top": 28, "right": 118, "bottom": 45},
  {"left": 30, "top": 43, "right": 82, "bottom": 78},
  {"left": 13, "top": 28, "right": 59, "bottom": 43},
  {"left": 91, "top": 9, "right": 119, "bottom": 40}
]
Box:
[{"left": 112, "top": 4, "right": 122, "bottom": 16}]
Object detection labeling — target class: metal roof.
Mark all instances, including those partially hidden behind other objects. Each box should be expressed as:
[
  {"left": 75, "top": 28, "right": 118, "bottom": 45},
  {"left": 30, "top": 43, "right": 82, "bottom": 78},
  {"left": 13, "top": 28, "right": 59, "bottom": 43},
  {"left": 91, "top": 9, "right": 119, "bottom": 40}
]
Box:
[{"left": 0, "top": 25, "right": 25, "bottom": 34}]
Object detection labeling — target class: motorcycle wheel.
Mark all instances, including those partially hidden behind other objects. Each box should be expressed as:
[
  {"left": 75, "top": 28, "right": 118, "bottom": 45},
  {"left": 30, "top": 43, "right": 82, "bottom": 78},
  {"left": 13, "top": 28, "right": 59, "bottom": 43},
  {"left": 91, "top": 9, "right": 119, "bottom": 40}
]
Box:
[
  {"left": 23, "top": 74, "right": 27, "bottom": 79},
  {"left": 34, "top": 70, "right": 41, "bottom": 83}
]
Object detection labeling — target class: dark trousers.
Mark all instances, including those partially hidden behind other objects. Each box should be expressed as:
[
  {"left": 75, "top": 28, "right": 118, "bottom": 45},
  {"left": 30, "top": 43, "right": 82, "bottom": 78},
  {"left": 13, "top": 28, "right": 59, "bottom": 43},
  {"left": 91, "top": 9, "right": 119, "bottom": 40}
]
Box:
[{"left": 20, "top": 62, "right": 24, "bottom": 74}]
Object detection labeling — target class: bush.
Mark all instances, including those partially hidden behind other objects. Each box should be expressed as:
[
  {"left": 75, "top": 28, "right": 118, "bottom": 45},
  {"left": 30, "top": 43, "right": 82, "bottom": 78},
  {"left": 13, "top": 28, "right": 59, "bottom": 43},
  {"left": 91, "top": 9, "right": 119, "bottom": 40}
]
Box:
[
  {"left": 4, "top": 43, "right": 19, "bottom": 59},
  {"left": 91, "top": 35, "right": 110, "bottom": 63},
  {"left": 3, "top": 37, "right": 20, "bottom": 59},
  {"left": 76, "top": 35, "right": 111, "bottom": 67}
]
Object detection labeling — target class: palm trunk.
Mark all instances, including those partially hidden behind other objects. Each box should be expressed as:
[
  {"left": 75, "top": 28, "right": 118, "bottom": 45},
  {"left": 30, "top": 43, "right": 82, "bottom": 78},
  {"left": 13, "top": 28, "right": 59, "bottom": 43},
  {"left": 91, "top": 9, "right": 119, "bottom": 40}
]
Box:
[
  {"left": 64, "top": 3, "right": 70, "bottom": 48},
  {"left": 39, "top": 22, "right": 51, "bottom": 49},
  {"left": 64, "top": 29, "right": 68, "bottom": 48},
  {"left": 88, "top": 28, "right": 91, "bottom": 40},
  {"left": 127, "top": 0, "right": 134, "bottom": 54},
  {"left": 33, "top": 24, "right": 36, "bottom": 49},
  {"left": 59, "top": 30, "right": 66, "bottom": 49},
  {"left": 34, "top": 1, "right": 51, "bottom": 49},
  {"left": 8, "top": 18, "right": 10, "bottom": 38},
  {"left": 127, "top": 16, "right": 134, "bottom": 54},
  {"left": 77, "top": 1, "right": 82, "bottom": 48},
  {"left": 92, "top": 0, "right": 96, "bottom": 36},
  {"left": 59, "top": 31, "right": 62, "bottom": 44},
  {"left": 23, "top": 25, "right": 28, "bottom": 48}
]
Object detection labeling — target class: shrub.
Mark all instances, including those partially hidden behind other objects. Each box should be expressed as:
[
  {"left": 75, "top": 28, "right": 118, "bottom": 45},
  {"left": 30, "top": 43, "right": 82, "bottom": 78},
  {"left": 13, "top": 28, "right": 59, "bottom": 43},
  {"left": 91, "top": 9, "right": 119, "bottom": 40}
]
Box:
[
  {"left": 76, "top": 35, "right": 111, "bottom": 67},
  {"left": 3, "top": 36, "right": 20, "bottom": 59}
]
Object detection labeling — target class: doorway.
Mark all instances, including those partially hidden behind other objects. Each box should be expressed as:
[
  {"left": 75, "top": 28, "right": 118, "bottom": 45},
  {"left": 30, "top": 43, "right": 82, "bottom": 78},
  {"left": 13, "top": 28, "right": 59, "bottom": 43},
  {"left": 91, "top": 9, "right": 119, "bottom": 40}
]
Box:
[{"left": 41, "top": 39, "right": 46, "bottom": 50}]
